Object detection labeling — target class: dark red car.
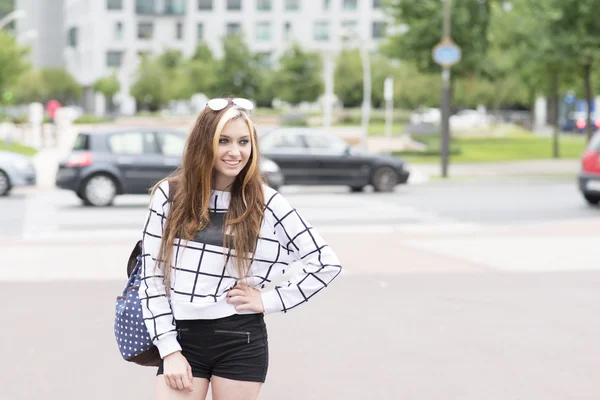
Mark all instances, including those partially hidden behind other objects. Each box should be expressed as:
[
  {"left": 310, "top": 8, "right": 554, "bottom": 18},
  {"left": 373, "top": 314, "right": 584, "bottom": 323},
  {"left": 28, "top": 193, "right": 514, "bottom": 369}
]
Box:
[{"left": 578, "top": 132, "right": 600, "bottom": 206}]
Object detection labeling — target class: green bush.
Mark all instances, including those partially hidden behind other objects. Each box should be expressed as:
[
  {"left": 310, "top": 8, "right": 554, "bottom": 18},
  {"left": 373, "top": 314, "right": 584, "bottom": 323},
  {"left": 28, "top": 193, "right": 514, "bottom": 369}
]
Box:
[
  {"left": 0, "top": 140, "right": 37, "bottom": 156},
  {"left": 11, "top": 115, "right": 28, "bottom": 124},
  {"left": 73, "top": 114, "right": 113, "bottom": 124}
]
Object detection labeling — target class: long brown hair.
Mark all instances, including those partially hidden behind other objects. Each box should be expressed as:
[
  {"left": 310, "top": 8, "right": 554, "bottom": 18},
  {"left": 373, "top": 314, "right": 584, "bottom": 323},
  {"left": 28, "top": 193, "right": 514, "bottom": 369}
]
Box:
[{"left": 152, "top": 102, "right": 264, "bottom": 292}]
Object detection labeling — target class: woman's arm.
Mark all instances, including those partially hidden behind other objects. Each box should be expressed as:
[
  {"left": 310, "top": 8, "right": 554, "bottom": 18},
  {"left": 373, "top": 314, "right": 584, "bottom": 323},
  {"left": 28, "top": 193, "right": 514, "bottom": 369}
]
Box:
[
  {"left": 139, "top": 180, "right": 182, "bottom": 358},
  {"left": 260, "top": 191, "right": 343, "bottom": 314}
]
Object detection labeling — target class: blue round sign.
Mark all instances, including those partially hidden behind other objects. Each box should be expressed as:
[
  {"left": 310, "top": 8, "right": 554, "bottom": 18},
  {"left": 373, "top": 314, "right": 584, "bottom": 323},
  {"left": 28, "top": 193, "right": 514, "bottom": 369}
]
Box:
[{"left": 433, "top": 42, "right": 461, "bottom": 67}]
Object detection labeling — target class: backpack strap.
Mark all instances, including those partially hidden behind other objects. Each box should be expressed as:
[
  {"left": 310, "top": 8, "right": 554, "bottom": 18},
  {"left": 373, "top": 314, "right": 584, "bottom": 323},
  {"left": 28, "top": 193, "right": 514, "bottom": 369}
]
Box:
[{"left": 127, "top": 178, "right": 179, "bottom": 277}]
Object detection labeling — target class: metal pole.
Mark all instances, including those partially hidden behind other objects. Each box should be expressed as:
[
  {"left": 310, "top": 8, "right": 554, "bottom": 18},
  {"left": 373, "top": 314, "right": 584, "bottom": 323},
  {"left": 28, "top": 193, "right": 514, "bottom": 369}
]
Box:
[
  {"left": 384, "top": 77, "right": 394, "bottom": 154},
  {"left": 441, "top": 68, "right": 451, "bottom": 177},
  {"left": 323, "top": 52, "right": 334, "bottom": 130},
  {"left": 359, "top": 43, "right": 371, "bottom": 152},
  {"left": 441, "top": 0, "right": 452, "bottom": 178},
  {"left": 0, "top": 9, "right": 26, "bottom": 31}
]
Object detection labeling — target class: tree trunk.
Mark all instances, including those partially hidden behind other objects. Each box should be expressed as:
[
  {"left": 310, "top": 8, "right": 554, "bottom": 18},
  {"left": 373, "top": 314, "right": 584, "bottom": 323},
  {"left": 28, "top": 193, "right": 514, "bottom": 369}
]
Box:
[
  {"left": 584, "top": 63, "right": 594, "bottom": 141},
  {"left": 550, "top": 70, "right": 559, "bottom": 158}
]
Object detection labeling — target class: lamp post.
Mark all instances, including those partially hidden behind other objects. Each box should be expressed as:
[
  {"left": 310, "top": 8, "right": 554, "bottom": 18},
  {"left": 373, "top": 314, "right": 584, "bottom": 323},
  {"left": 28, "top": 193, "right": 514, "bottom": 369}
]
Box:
[
  {"left": 0, "top": 9, "right": 26, "bottom": 31},
  {"left": 322, "top": 51, "right": 334, "bottom": 130},
  {"left": 17, "top": 28, "right": 38, "bottom": 43},
  {"left": 341, "top": 31, "right": 371, "bottom": 152}
]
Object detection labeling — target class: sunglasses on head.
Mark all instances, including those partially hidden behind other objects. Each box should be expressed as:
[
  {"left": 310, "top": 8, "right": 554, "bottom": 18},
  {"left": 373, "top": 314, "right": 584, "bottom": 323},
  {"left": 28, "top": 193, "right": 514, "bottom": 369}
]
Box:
[{"left": 206, "top": 98, "right": 254, "bottom": 112}]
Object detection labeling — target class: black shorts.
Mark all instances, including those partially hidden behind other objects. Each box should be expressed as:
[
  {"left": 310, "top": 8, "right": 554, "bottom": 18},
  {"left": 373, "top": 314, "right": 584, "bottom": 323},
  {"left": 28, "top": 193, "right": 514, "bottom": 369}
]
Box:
[{"left": 157, "top": 313, "right": 269, "bottom": 383}]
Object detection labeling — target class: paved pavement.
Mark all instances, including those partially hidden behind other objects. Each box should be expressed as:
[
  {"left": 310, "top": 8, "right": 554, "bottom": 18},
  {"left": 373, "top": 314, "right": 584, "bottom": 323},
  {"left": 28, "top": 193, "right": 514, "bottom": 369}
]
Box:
[{"left": 1, "top": 182, "right": 599, "bottom": 399}]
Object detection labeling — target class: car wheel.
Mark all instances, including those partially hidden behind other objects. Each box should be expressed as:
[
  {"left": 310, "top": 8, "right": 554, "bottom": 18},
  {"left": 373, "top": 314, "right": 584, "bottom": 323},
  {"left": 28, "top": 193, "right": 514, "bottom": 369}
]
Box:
[
  {"left": 371, "top": 166, "right": 398, "bottom": 192},
  {"left": 349, "top": 186, "right": 365, "bottom": 193},
  {"left": 82, "top": 174, "right": 117, "bottom": 207},
  {"left": 583, "top": 193, "right": 600, "bottom": 206},
  {"left": 0, "top": 169, "right": 10, "bottom": 196}
]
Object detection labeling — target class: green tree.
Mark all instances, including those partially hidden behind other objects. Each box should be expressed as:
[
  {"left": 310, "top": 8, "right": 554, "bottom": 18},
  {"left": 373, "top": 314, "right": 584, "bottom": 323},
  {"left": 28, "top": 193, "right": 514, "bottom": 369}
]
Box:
[
  {"left": 334, "top": 49, "right": 363, "bottom": 107},
  {"left": 130, "top": 57, "right": 168, "bottom": 111},
  {"left": 185, "top": 42, "right": 218, "bottom": 97},
  {"left": 253, "top": 63, "right": 276, "bottom": 108},
  {"left": 550, "top": 0, "right": 600, "bottom": 140},
  {"left": 384, "top": 0, "right": 493, "bottom": 78},
  {"left": 274, "top": 42, "right": 323, "bottom": 105},
  {"left": 10, "top": 70, "right": 47, "bottom": 104},
  {"left": 0, "top": 31, "right": 30, "bottom": 104},
  {"left": 39, "top": 68, "right": 82, "bottom": 104},
  {"left": 93, "top": 74, "right": 120, "bottom": 112},
  {"left": 216, "top": 33, "right": 261, "bottom": 99},
  {"left": 493, "top": 0, "right": 579, "bottom": 156},
  {"left": 392, "top": 62, "right": 441, "bottom": 109}
]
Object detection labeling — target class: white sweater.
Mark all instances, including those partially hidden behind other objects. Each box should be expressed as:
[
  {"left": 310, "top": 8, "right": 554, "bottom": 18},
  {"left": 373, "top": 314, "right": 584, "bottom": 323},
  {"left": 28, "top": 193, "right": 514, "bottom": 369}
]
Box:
[{"left": 139, "top": 180, "right": 343, "bottom": 358}]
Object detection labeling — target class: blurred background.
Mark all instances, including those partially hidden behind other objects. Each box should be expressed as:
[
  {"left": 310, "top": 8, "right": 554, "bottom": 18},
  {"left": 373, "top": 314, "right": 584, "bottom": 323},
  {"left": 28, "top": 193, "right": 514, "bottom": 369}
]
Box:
[{"left": 0, "top": 1, "right": 599, "bottom": 399}]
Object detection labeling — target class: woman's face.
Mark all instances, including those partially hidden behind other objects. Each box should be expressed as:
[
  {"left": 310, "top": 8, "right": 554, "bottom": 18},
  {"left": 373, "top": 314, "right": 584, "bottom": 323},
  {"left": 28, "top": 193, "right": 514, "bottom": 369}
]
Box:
[{"left": 213, "top": 118, "right": 252, "bottom": 190}]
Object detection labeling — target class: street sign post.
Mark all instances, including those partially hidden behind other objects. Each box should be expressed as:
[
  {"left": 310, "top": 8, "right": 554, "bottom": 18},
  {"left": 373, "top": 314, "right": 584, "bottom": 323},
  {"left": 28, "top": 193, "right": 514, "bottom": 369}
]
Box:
[
  {"left": 432, "top": 19, "right": 461, "bottom": 179},
  {"left": 432, "top": 38, "right": 461, "bottom": 67},
  {"left": 384, "top": 77, "right": 394, "bottom": 149}
]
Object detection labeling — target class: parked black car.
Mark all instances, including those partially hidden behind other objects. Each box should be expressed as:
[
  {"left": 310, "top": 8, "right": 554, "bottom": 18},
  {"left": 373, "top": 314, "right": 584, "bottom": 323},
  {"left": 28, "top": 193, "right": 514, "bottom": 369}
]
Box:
[
  {"left": 259, "top": 127, "right": 410, "bottom": 192},
  {"left": 578, "top": 131, "right": 600, "bottom": 206},
  {"left": 56, "top": 127, "right": 284, "bottom": 206}
]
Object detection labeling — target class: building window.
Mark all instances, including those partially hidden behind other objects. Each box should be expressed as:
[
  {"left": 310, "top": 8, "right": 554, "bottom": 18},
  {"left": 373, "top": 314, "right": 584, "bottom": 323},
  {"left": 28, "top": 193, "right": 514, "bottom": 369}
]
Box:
[
  {"left": 373, "top": 0, "right": 383, "bottom": 8},
  {"left": 323, "top": 0, "right": 330, "bottom": 10},
  {"left": 257, "top": 0, "right": 271, "bottom": 11},
  {"left": 341, "top": 20, "right": 357, "bottom": 34},
  {"left": 107, "top": 51, "right": 123, "bottom": 67},
  {"left": 343, "top": 0, "right": 357, "bottom": 10},
  {"left": 165, "top": 0, "right": 186, "bottom": 15},
  {"left": 226, "top": 23, "right": 241, "bottom": 35},
  {"left": 138, "top": 22, "right": 154, "bottom": 39},
  {"left": 372, "top": 21, "right": 386, "bottom": 39},
  {"left": 67, "top": 27, "right": 78, "bottom": 47},
  {"left": 285, "top": 0, "right": 299, "bottom": 11},
  {"left": 176, "top": 22, "right": 183, "bottom": 39},
  {"left": 314, "top": 21, "right": 329, "bottom": 41},
  {"left": 197, "top": 23, "right": 204, "bottom": 39},
  {"left": 227, "top": 0, "right": 241, "bottom": 11},
  {"left": 198, "top": 0, "right": 212, "bottom": 10},
  {"left": 107, "top": 0, "right": 123, "bottom": 10},
  {"left": 115, "top": 22, "right": 123, "bottom": 40},
  {"left": 136, "top": 0, "right": 156, "bottom": 14},
  {"left": 256, "top": 22, "right": 271, "bottom": 41},
  {"left": 283, "top": 22, "right": 291, "bottom": 41}
]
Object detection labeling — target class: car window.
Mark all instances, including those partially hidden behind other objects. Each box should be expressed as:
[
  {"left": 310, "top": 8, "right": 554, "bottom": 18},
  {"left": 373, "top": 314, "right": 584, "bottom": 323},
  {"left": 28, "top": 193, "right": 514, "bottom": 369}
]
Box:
[
  {"left": 305, "top": 133, "right": 348, "bottom": 154},
  {"left": 260, "top": 131, "right": 305, "bottom": 151},
  {"left": 108, "top": 132, "right": 157, "bottom": 155},
  {"left": 157, "top": 132, "right": 187, "bottom": 157},
  {"left": 72, "top": 133, "right": 90, "bottom": 151},
  {"left": 588, "top": 133, "right": 600, "bottom": 151}
]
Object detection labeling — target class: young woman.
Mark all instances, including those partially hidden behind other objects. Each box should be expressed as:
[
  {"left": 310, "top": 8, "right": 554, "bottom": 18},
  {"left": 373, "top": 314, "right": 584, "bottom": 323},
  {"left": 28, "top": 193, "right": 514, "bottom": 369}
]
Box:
[{"left": 140, "top": 97, "right": 342, "bottom": 400}]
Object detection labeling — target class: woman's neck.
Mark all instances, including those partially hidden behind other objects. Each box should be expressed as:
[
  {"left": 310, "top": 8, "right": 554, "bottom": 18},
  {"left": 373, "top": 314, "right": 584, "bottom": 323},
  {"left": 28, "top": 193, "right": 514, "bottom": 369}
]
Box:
[{"left": 213, "top": 176, "right": 234, "bottom": 192}]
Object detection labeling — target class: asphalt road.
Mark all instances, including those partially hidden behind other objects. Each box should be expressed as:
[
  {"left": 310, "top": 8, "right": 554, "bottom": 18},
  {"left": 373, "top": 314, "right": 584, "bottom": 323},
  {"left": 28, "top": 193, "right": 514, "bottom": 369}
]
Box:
[
  {"left": 1, "top": 179, "right": 599, "bottom": 400},
  {"left": 1, "top": 178, "right": 598, "bottom": 238}
]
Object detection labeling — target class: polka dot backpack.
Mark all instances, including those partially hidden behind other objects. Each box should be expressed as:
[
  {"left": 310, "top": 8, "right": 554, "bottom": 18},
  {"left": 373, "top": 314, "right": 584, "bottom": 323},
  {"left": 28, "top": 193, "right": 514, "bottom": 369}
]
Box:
[{"left": 114, "top": 240, "right": 161, "bottom": 366}]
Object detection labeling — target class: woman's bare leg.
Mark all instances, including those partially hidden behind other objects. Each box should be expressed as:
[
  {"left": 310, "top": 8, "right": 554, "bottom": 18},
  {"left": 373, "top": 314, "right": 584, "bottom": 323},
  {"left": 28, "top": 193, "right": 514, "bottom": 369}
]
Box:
[
  {"left": 155, "top": 376, "right": 210, "bottom": 400},
  {"left": 210, "top": 376, "right": 262, "bottom": 400}
]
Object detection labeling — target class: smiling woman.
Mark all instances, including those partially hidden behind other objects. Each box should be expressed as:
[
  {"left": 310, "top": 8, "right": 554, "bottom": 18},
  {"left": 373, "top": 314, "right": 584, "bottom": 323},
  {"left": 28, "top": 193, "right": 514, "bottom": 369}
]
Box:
[
  {"left": 136, "top": 97, "right": 342, "bottom": 400},
  {"left": 213, "top": 116, "right": 253, "bottom": 191}
]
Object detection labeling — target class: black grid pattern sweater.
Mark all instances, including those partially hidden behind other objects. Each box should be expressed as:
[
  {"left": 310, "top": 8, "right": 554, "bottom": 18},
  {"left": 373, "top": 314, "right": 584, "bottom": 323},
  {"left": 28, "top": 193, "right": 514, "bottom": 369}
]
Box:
[{"left": 140, "top": 180, "right": 343, "bottom": 358}]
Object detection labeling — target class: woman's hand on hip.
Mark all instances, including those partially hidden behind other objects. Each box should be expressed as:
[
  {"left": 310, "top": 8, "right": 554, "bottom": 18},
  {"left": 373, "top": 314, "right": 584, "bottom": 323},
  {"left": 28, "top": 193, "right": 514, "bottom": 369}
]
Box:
[
  {"left": 163, "top": 351, "right": 194, "bottom": 392},
  {"left": 227, "top": 284, "right": 265, "bottom": 313}
]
